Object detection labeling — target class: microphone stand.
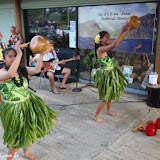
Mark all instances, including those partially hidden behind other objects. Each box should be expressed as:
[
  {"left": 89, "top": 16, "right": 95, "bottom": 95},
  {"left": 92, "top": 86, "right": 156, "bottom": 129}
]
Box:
[
  {"left": 72, "top": 7, "right": 82, "bottom": 93},
  {"left": 80, "top": 54, "right": 95, "bottom": 89},
  {"left": 87, "top": 57, "right": 94, "bottom": 87},
  {"left": 72, "top": 50, "right": 82, "bottom": 92}
]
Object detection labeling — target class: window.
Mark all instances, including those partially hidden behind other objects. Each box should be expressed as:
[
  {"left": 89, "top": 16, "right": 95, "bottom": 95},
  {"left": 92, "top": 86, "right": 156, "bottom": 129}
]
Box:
[
  {"left": 78, "top": 3, "right": 158, "bottom": 90},
  {"left": 24, "top": 7, "right": 76, "bottom": 48},
  {"left": 23, "top": 7, "right": 77, "bottom": 75}
]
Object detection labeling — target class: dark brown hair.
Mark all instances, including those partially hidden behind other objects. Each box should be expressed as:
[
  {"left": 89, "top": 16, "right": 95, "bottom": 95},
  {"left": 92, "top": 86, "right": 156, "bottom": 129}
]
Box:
[
  {"left": 95, "top": 31, "right": 110, "bottom": 58},
  {"left": 2, "top": 47, "right": 17, "bottom": 59}
]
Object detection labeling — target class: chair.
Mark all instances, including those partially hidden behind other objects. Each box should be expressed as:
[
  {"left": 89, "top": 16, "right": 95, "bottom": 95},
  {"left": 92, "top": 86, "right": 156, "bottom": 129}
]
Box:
[
  {"left": 39, "top": 64, "right": 55, "bottom": 91},
  {"left": 39, "top": 70, "right": 61, "bottom": 92},
  {"left": 54, "top": 74, "right": 61, "bottom": 83},
  {"left": 39, "top": 71, "right": 53, "bottom": 92}
]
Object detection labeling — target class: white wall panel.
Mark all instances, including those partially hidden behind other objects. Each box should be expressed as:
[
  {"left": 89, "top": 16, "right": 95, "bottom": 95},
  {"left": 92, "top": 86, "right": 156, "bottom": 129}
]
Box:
[{"left": 0, "top": 2, "right": 15, "bottom": 44}]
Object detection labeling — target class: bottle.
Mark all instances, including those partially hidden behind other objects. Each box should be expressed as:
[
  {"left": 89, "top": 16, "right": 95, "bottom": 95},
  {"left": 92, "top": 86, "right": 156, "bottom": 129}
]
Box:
[{"left": 149, "top": 72, "right": 158, "bottom": 85}]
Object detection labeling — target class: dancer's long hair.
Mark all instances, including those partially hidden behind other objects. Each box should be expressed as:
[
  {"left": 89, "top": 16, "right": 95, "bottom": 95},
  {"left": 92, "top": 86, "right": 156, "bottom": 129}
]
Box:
[{"left": 95, "top": 31, "right": 109, "bottom": 58}]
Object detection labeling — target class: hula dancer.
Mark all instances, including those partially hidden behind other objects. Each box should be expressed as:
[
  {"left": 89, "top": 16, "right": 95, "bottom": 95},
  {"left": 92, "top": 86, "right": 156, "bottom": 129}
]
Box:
[
  {"left": 94, "top": 23, "right": 131, "bottom": 123},
  {"left": 0, "top": 41, "right": 59, "bottom": 160}
]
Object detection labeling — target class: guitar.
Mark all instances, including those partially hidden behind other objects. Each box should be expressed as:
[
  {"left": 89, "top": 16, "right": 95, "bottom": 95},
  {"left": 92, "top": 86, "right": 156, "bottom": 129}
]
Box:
[{"left": 41, "top": 56, "right": 80, "bottom": 73}]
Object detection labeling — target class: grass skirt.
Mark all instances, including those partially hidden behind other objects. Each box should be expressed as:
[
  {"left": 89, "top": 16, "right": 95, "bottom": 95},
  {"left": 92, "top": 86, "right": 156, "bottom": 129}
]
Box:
[
  {"left": 0, "top": 92, "right": 59, "bottom": 149},
  {"left": 94, "top": 66, "right": 129, "bottom": 102}
]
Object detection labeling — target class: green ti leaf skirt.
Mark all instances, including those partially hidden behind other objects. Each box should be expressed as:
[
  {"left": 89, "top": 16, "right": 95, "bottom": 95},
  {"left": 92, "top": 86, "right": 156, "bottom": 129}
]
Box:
[
  {"left": 0, "top": 92, "right": 59, "bottom": 149},
  {"left": 94, "top": 66, "right": 129, "bottom": 102}
]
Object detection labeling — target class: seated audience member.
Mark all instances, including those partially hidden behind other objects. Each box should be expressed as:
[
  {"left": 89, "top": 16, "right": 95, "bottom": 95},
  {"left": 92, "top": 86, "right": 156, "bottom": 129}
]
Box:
[
  {"left": 8, "top": 26, "right": 23, "bottom": 47},
  {"left": 56, "top": 24, "right": 63, "bottom": 38}
]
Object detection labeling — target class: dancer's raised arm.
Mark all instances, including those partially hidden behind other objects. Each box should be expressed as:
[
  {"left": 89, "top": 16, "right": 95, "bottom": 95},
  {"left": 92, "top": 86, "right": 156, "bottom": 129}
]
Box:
[
  {"left": 26, "top": 45, "right": 50, "bottom": 75},
  {"left": 0, "top": 41, "right": 22, "bottom": 81},
  {"left": 97, "top": 23, "right": 130, "bottom": 56}
]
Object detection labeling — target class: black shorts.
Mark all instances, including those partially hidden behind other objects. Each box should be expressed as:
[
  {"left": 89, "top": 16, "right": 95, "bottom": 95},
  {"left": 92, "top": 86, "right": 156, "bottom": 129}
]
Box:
[{"left": 54, "top": 66, "right": 64, "bottom": 75}]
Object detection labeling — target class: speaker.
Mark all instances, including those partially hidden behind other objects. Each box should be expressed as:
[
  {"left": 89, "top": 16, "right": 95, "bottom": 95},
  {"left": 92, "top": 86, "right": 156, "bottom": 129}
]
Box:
[{"left": 147, "top": 86, "right": 160, "bottom": 108}]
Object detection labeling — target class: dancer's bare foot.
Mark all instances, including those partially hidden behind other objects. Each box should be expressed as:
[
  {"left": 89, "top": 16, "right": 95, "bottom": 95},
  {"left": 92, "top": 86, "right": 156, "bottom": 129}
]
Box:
[
  {"left": 107, "top": 112, "right": 118, "bottom": 117},
  {"left": 94, "top": 115, "right": 105, "bottom": 123},
  {"left": 23, "top": 153, "right": 36, "bottom": 160}
]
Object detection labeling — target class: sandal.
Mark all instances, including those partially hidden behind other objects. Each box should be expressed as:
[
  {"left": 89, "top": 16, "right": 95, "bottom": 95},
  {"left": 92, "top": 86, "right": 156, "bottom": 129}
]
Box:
[
  {"left": 53, "top": 90, "right": 60, "bottom": 94},
  {"left": 59, "top": 87, "right": 71, "bottom": 90}
]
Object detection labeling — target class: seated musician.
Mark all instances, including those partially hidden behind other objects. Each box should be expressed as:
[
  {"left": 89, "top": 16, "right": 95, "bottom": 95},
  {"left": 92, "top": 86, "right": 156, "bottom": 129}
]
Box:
[{"left": 33, "top": 47, "right": 71, "bottom": 94}]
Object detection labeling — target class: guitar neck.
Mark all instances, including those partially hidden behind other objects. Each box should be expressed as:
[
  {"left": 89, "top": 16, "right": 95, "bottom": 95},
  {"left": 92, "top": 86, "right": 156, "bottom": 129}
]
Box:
[{"left": 50, "top": 58, "right": 74, "bottom": 66}]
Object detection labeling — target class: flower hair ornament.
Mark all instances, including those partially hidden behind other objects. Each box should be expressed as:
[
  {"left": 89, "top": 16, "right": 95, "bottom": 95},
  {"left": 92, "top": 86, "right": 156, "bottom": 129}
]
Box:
[{"left": 94, "top": 34, "right": 100, "bottom": 44}]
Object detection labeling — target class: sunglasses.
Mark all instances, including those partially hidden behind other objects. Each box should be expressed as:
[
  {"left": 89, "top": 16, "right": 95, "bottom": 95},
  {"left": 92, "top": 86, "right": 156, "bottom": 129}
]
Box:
[{"left": 10, "top": 30, "right": 15, "bottom": 31}]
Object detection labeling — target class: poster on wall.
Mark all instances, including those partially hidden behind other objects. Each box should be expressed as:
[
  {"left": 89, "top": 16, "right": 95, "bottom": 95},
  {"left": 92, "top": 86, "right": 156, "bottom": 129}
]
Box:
[
  {"left": 69, "top": 31, "right": 76, "bottom": 48},
  {"left": 78, "top": 3, "right": 157, "bottom": 55},
  {"left": 70, "top": 21, "right": 76, "bottom": 31},
  {"left": 69, "top": 21, "right": 76, "bottom": 48}
]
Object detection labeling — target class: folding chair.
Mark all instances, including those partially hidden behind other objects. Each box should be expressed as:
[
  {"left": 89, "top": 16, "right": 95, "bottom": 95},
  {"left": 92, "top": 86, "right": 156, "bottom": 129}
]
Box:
[
  {"left": 39, "top": 65, "right": 61, "bottom": 92},
  {"left": 54, "top": 74, "right": 61, "bottom": 83},
  {"left": 39, "top": 65, "right": 54, "bottom": 92},
  {"left": 39, "top": 71, "right": 53, "bottom": 92}
]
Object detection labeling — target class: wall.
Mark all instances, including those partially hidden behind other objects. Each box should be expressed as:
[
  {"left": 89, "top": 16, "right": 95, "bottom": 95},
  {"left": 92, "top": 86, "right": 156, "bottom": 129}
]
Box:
[
  {"left": 155, "top": 5, "right": 160, "bottom": 83},
  {"left": 0, "top": 1, "right": 15, "bottom": 44},
  {"left": 21, "top": 0, "right": 158, "bottom": 9},
  {"left": 0, "top": 0, "right": 158, "bottom": 43}
]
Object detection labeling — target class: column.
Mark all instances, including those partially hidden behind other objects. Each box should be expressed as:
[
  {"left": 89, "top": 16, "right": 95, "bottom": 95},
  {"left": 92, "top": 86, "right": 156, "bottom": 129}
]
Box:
[
  {"left": 155, "top": 4, "right": 160, "bottom": 83},
  {"left": 13, "top": 0, "right": 25, "bottom": 65}
]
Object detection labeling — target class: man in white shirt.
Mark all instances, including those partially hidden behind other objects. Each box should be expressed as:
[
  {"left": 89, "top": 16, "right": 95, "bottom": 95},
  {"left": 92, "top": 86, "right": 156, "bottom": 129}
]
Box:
[
  {"left": 56, "top": 24, "right": 63, "bottom": 38},
  {"left": 33, "top": 50, "right": 71, "bottom": 94}
]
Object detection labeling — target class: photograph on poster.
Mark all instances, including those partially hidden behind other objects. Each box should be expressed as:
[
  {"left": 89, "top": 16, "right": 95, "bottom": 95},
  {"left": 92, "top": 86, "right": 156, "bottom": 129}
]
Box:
[{"left": 78, "top": 3, "right": 157, "bottom": 55}]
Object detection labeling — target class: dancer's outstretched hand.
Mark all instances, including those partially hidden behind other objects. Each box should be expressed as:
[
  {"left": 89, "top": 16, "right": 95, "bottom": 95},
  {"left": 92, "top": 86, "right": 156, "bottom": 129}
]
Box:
[
  {"left": 14, "top": 40, "right": 22, "bottom": 55},
  {"left": 14, "top": 40, "right": 21, "bottom": 50}
]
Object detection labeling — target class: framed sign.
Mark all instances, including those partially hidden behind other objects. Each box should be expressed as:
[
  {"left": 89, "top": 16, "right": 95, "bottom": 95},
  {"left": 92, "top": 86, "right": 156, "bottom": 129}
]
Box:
[
  {"left": 122, "top": 65, "right": 133, "bottom": 77},
  {"left": 91, "top": 68, "right": 97, "bottom": 76}
]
